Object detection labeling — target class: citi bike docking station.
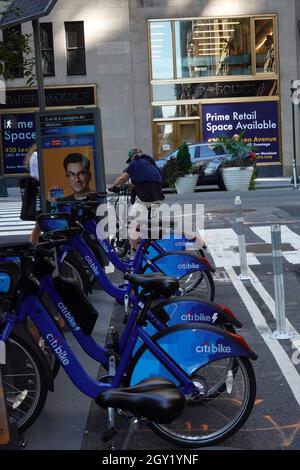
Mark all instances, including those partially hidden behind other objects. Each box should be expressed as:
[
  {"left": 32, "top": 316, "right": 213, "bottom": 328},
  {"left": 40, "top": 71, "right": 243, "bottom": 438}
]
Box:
[{"left": 0, "top": 234, "right": 257, "bottom": 449}]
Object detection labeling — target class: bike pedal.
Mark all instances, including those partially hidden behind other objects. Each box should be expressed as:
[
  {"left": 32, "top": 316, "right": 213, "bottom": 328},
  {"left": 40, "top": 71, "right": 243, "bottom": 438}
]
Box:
[{"left": 102, "top": 426, "right": 118, "bottom": 443}]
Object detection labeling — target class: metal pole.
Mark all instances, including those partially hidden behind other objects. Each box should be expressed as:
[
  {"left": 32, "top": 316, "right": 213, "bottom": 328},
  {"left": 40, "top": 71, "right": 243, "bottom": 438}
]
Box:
[
  {"left": 32, "top": 19, "right": 45, "bottom": 111},
  {"left": 270, "top": 225, "right": 293, "bottom": 340},
  {"left": 234, "top": 196, "right": 250, "bottom": 280},
  {"left": 290, "top": 81, "right": 299, "bottom": 189}
]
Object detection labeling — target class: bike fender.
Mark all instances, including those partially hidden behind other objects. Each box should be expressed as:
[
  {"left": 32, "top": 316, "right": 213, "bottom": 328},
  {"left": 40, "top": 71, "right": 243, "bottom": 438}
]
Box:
[
  {"left": 128, "top": 323, "right": 257, "bottom": 386},
  {"left": 146, "top": 252, "right": 215, "bottom": 278},
  {"left": 12, "top": 324, "right": 54, "bottom": 392},
  {"left": 151, "top": 296, "right": 242, "bottom": 328}
]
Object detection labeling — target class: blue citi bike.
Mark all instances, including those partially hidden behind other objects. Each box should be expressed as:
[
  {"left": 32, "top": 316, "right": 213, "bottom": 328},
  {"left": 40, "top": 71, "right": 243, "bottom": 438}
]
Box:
[
  {"left": 0, "top": 238, "right": 257, "bottom": 447},
  {"left": 51, "top": 193, "right": 215, "bottom": 300}
]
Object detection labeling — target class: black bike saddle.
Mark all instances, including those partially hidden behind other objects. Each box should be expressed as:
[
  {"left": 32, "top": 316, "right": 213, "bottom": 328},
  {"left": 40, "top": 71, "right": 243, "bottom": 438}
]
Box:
[
  {"left": 124, "top": 273, "right": 179, "bottom": 298},
  {"left": 96, "top": 378, "right": 185, "bottom": 424}
]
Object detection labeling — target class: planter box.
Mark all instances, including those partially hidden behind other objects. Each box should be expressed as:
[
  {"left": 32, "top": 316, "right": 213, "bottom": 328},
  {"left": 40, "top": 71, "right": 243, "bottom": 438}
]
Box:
[
  {"left": 175, "top": 174, "right": 198, "bottom": 194},
  {"left": 222, "top": 167, "right": 254, "bottom": 191}
]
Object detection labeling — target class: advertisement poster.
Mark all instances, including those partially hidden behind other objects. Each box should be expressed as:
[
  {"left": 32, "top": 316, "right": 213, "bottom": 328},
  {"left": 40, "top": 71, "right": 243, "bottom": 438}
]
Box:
[
  {"left": 37, "top": 110, "right": 104, "bottom": 210},
  {"left": 1, "top": 113, "right": 36, "bottom": 174},
  {"left": 202, "top": 101, "right": 280, "bottom": 164}
]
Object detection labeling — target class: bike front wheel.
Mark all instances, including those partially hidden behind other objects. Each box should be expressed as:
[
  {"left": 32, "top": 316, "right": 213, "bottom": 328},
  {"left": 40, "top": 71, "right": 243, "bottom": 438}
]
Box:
[
  {"left": 127, "top": 326, "right": 256, "bottom": 447},
  {"left": 3, "top": 334, "right": 48, "bottom": 433},
  {"left": 178, "top": 270, "right": 214, "bottom": 300},
  {"left": 150, "top": 357, "right": 255, "bottom": 447}
]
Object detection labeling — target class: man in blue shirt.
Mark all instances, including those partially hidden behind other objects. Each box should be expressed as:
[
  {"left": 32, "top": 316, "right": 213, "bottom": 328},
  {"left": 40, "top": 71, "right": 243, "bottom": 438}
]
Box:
[{"left": 109, "top": 148, "right": 164, "bottom": 251}]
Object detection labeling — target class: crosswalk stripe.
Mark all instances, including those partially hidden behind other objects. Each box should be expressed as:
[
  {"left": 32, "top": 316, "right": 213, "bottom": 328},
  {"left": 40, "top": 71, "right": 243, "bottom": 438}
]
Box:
[
  {"left": 204, "top": 228, "right": 260, "bottom": 268},
  {"left": 0, "top": 204, "right": 33, "bottom": 237},
  {"left": 250, "top": 225, "right": 300, "bottom": 265},
  {"left": 0, "top": 231, "right": 32, "bottom": 236}
]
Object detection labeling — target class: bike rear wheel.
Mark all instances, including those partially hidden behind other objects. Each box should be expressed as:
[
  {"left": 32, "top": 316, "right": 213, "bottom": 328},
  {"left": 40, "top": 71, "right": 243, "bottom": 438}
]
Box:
[{"left": 3, "top": 334, "right": 48, "bottom": 433}]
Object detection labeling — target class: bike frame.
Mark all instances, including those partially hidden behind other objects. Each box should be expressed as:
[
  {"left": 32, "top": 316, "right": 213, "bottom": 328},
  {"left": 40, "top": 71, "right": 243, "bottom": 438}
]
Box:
[
  {"left": 38, "top": 273, "right": 166, "bottom": 364},
  {"left": 0, "top": 293, "right": 197, "bottom": 399},
  {"left": 57, "top": 218, "right": 171, "bottom": 303}
]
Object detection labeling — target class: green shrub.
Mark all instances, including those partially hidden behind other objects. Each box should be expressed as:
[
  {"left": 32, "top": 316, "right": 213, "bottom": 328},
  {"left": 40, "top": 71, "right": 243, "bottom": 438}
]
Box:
[{"left": 176, "top": 142, "right": 192, "bottom": 176}]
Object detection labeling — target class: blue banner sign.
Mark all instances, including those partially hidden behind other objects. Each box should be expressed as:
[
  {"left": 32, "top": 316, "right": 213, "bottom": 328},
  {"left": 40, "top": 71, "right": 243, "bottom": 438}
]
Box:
[
  {"left": 202, "top": 101, "right": 280, "bottom": 164},
  {"left": 1, "top": 113, "right": 36, "bottom": 174}
]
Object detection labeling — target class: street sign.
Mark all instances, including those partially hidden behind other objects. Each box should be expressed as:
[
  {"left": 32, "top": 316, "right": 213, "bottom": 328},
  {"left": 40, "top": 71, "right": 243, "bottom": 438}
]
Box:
[{"left": 0, "top": 0, "right": 58, "bottom": 28}]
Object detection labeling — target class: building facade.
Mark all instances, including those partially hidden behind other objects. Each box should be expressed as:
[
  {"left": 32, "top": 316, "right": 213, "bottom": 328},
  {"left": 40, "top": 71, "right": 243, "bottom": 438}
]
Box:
[{"left": 0, "top": 0, "right": 299, "bottom": 182}]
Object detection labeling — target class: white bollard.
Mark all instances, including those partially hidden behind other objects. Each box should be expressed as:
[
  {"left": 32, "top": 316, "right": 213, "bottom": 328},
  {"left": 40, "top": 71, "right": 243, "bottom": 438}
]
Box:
[
  {"left": 270, "top": 225, "right": 293, "bottom": 340},
  {"left": 234, "top": 196, "right": 250, "bottom": 280}
]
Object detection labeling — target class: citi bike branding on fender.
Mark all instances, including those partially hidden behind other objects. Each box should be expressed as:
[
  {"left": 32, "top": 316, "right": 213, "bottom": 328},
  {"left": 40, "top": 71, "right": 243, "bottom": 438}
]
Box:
[
  {"left": 85, "top": 255, "right": 100, "bottom": 276},
  {"left": 178, "top": 262, "right": 200, "bottom": 270},
  {"left": 196, "top": 342, "right": 232, "bottom": 354},
  {"left": 46, "top": 334, "right": 70, "bottom": 365},
  {"left": 57, "top": 302, "right": 80, "bottom": 331},
  {"left": 181, "top": 312, "right": 218, "bottom": 323}
]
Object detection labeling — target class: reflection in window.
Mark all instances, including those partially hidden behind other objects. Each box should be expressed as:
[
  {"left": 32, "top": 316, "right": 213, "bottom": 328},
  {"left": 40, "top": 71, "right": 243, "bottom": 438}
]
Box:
[
  {"left": 153, "top": 105, "right": 199, "bottom": 119},
  {"left": 156, "top": 123, "right": 175, "bottom": 158},
  {"left": 175, "top": 18, "right": 251, "bottom": 78},
  {"left": 150, "top": 22, "right": 173, "bottom": 79},
  {"left": 65, "top": 22, "right": 86, "bottom": 75},
  {"left": 153, "top": 80, "right": 278, "bottom": 101},
  {"left": 255, "top": 19, "right": 275, "bottom": 73},
  {"left": 41, "top": 23, "right": 55, "bottom": 76}
]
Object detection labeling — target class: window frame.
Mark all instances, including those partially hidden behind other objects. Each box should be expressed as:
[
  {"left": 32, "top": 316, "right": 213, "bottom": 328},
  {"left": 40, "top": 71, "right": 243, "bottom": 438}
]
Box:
[{"left": 65, "top": 21, "right": 86, "bottom": 76}]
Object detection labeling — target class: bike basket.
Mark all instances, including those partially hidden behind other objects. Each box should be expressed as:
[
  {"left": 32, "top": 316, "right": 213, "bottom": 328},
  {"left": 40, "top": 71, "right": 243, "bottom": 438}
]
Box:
[{"left": 37, "top": 213, "right": 72, "bottom": 232}]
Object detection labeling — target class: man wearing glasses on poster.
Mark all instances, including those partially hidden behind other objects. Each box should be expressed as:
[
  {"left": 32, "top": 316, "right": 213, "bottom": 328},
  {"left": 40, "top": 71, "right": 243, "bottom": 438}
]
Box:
[{"left": 49, "top": 153, "right": 92, "bottom": 202}]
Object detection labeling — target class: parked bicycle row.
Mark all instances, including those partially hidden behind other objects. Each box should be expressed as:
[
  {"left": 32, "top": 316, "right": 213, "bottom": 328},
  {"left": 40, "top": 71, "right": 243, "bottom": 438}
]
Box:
[{"left": 0, "top": 191, "right": 258, "bottom": 450}]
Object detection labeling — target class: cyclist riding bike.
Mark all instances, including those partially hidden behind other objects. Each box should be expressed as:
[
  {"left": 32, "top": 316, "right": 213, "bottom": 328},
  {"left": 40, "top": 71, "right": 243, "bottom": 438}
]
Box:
[{"left": 108, "top": 148, "right": 165, "bottom": 254}]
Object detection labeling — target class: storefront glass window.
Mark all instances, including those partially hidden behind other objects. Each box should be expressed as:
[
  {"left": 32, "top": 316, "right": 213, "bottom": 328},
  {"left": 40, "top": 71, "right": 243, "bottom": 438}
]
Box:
[
  {"left": 150, "top": 21, "right": 173, "bottom": 79},
  {"left": 153, "top": 104, "right": 199, "bottom": 119},
  {"left": 255, "top": 18, "right": 275, "bottom": 73},
  {"left": 175, "top": 18, "right": 251, "bottom": 78}
]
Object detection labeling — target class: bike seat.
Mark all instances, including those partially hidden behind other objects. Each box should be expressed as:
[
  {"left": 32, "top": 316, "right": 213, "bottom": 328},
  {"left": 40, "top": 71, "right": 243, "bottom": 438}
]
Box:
[
  {"left": 124, "top": 273, "right": 179, "bottom": 298},
  {"left": 96, "top": 378, "right": 185, "bottom": 424}
]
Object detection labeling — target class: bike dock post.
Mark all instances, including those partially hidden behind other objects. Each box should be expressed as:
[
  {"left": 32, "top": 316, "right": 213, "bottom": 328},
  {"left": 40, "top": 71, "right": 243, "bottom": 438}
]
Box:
[
  {"left": 234, "top": 196, "right": 251, "bottom": 280},
  {"left": 0, "top": 342, "right": 21, "bottom": 449},
  {"left": 270, "top": 225, "right": 293, "bottom": 340}
]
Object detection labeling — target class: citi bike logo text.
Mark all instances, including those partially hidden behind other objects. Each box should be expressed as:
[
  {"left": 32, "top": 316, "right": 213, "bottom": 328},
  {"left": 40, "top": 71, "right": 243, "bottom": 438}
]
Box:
[
  {"left": 85, "top": 255, "right": 100, "bottom": 276},
  {"left": 46, "top": 334, "right": 70, "bottom": 366},
  {"left": 196, "top": 343, "right": 232, "bottom": 354},
  {"left": 181, "top": 312, "right": 218, "bottom": 323},
  {"left": 98, "top": 238, "right": 110, "bottom": 255},
  {"left": 178, "top": 263, "right": 200, "bottom": 270},
  {"left": 57, "top": 302, "right": 80, "bottom": 331}
]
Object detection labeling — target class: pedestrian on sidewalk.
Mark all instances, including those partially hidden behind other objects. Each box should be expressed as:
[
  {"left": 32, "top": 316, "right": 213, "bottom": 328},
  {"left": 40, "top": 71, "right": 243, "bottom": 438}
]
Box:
[{"left": 21, "top": 144, "right": 42, "bottom": 243}]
